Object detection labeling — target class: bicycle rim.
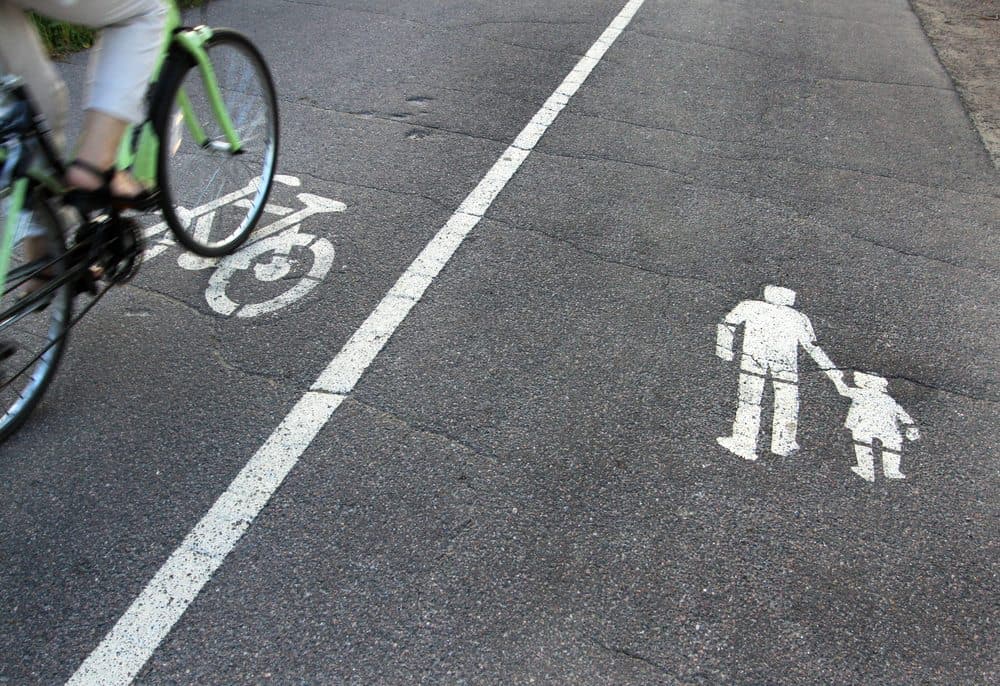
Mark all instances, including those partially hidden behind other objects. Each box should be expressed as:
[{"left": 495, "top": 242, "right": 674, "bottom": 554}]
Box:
[
  {"left": 157, "top": 29, "right": 279, "bottom": 257},
  {"left": 0, "top": 195, "right": 72, "bottom": 444}
]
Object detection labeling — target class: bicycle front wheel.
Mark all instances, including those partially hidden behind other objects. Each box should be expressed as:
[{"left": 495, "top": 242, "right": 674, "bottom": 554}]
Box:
[
  {"left": 155, "top": 29, "right": 279, "bottom": 257},
  {"left": 0, "top": 195, "right": 73, "bottom": 444}
]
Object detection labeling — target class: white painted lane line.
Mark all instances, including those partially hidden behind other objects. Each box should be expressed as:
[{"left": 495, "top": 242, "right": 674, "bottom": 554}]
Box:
[
  {"left": 67, "top": 2, "right": 647, "bottom": 683},
  {"left": 66, "top": 392, "right": 346, "bottom": 686}
]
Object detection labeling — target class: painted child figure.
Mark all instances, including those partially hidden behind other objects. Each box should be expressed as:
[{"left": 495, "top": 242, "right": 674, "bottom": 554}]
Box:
[{"left": 827, "top": 370, "right": 919, "bottom": 482}]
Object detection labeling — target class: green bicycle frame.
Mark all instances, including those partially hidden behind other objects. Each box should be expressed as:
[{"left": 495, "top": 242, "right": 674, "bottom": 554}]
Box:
[
  {"left": 3, "top": 0, "right": 245, "bottom": 305},
  {"left": 0, "top": 178, "right": 29, "bottom": 309},
  {"left": 0, "top": 151, "right": 64, "bottom": 311},
  {"left": 117, "top": 1, "right": 243, "bottom": 185}
]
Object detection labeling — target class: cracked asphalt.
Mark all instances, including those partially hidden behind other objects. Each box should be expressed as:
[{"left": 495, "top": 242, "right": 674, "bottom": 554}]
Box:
[{"left": 1, "top": 0, "right": 997, "bottom": 683}]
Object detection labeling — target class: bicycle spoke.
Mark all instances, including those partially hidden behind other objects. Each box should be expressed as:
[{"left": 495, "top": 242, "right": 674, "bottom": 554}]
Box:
[
  {"left": 0, "top": 277, "right": 111, "bottom": 394},
  {"left": 0, "top": 195, "right": 74, "bottom": 441}
]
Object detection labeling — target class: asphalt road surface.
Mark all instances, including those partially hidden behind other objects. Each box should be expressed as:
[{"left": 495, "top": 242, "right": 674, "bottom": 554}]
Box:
[{"left": 2, "top": 0, "right": 998, "bottom": 684}]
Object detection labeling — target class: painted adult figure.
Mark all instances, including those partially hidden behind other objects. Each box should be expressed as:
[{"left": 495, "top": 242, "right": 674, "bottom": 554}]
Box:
[{"left": 715, "top": 285, "right": 836, "bottom": 460}]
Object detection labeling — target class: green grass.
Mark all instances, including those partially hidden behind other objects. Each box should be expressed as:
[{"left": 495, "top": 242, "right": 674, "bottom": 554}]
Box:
[{"left": 32, "top": 1, "right": 208, "bottom": 57}]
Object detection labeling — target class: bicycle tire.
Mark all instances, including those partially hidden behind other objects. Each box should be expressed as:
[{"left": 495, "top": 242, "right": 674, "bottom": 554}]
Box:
[
  {"left": 154, "top": 29, "right": 279, "bottom": 257},
  {"left": 0, "top": 194, "right": 73, "bottom": 444}
]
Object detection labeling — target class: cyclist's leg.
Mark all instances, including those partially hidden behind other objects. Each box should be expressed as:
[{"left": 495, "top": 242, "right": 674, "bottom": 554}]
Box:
[{"left": 12, "top": 0, "right": 167, "bottom": 196}]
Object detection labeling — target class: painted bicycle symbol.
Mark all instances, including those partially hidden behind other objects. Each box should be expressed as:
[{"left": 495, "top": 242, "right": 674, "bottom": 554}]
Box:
[{"left": 142, "top": 175, "right": 346, "bottom": 317}]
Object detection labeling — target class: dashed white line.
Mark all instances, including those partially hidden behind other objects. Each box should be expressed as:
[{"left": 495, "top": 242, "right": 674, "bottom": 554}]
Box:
[{"left": 67, "top": 1, "right": 647, "bottom": 683}]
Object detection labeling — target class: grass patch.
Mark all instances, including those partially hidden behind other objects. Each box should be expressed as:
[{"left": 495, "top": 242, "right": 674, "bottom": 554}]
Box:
[{"left": 32, "top": 1, "right": 208, "bottom": 57}]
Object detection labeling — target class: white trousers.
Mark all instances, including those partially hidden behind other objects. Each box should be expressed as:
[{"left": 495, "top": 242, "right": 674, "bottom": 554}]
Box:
[{"left": 0, "top": 0, "right": 167, "bottom": 149}]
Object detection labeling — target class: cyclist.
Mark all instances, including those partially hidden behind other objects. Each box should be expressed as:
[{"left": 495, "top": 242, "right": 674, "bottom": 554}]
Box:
[
  {"left": 0, "top": 0, "right": 167, "bottom": 206},
  {"left": 1, "top": 0, "right": 167, "bottom": 302}
]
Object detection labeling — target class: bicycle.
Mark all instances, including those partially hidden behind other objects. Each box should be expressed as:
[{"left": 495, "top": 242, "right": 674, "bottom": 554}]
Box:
[{"left": 0, "top": 1, "right": 279, "bottom": 443}]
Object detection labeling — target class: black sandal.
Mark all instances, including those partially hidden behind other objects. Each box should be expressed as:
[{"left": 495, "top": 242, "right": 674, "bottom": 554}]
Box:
[{"left": 64, "top": 159, "right": 159, "bottom": 213}]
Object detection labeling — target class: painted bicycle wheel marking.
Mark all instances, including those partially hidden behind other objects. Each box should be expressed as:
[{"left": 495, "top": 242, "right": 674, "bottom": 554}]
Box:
[{"left": 142, "top": 174, "right": 346, "bottom": 317}]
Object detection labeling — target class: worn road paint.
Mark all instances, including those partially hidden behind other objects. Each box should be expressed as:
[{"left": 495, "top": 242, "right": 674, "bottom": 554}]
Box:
[
  {"left": 716, "top": 285, "right": 836, "bottom": 460},
  {"left": 828, "top": 370, "right": 919, "bottom": 482},
  {"left": 66, "top": 2, "right": 648, "bottom": 684},
  {"left": 141, "top": 174, "right": 303, "bottom": 262},
  {"left": 65, "top": 391, "right": 346, "bottom": 686},
  {"left": 716, "top": 285, "right": 919, "bottom": 481},
  {"left": 145, "top": 180, "right": 346, "bottom": 316},
  {"left": 206, "top": 228, "right": 335, "bottom": 317},
  {"left": 189, "top": 190, "right": 345, "bottom": 317}
]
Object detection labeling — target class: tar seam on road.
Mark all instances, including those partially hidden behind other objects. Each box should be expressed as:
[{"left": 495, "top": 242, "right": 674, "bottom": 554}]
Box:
[{"left": 66, "top": 1, "right": 648, "bottom": 683}]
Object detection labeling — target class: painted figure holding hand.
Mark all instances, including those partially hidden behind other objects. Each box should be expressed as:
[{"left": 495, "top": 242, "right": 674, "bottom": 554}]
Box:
[
  {"left": 716, "top": 285, "right": 838, "bottom": 461},
  {"left": 826, "top": 369, "right": 919, "bottom": 482}
]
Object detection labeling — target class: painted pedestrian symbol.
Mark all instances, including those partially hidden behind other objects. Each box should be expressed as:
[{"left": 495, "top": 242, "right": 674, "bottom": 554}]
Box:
[
  {"left": 715, "top": 285, "right": 838, "bottom": 460},
  {"left": 716, "top": 285, "right": 919, "bottom": 482},
  {"left": 827, "top": 370, "right": 920, "bottom": 482}
]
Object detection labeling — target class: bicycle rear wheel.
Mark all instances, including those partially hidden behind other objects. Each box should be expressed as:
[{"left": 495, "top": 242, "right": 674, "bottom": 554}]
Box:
[
  {"left": 0, "top": 195, "right": 73, "bottom": 443},
  {"left": 155, "top": 29, "right": 279, "bottom": 257}
]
